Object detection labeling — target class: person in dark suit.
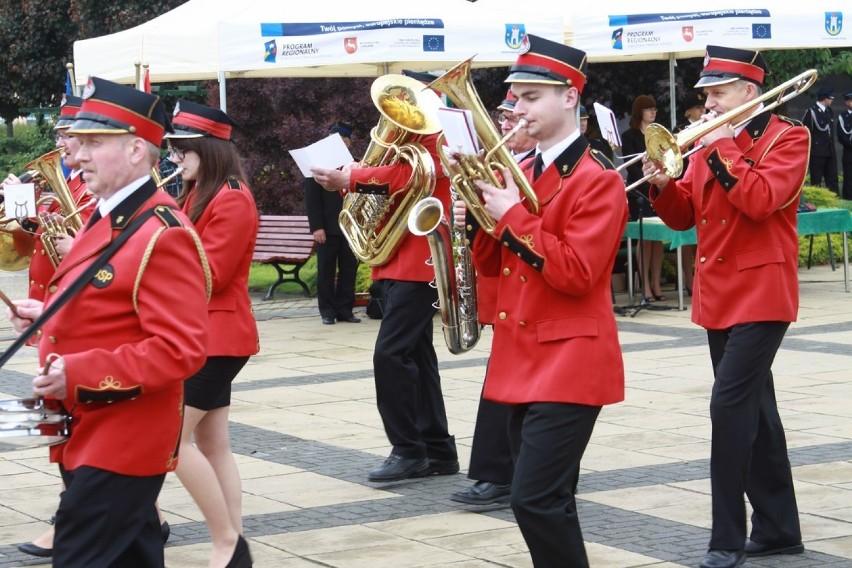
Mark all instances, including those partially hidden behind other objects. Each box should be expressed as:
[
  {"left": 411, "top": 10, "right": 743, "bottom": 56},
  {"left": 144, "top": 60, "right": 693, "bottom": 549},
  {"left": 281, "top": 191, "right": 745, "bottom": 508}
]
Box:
[
  {"left": 470, "top": 35, "right": 627, "bottom": 566},
  {"left": 304, "top": 122, "right": 360, "bottom": 325},
  {"left": 644, "top": 45, "right": 807, "bottom": 568},
  {"left": 838, "top": 91, "right": 852, "bottom": 200},
  {"left": 802, "top": 87, "right": 839, "bottom": 192}
]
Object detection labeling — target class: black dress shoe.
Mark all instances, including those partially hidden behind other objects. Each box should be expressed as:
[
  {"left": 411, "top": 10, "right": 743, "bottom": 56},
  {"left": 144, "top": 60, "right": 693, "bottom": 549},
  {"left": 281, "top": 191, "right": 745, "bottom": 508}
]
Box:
[
  {"left": 412, "top": 458, "right": 460, "bottom": 478},
  {"left": 744, "top": 538, "right": 804, "bottom": 556},
  {"left": 699, "top": 550, "right": 745, "bottom": 568},
  {"left": 450, "top": 480, "right": 511, "bottom": 505},
  {"left": 225, "top": 535, "right": 252, "bottom": 568},
  {"left": 17, "top": 542, "right": 52, "bottom": 558},
  {"left": 337, "top": 313, "right": 361, "bottom": 323},
  {"left": 161, "top": 520, "right": 170, "bottom": 543},
  {"left": 321, "top": 316, "right": 335, "bottom": 325},
  {"left": 367, "top": 454, "right": 429, "bottom": 482}
]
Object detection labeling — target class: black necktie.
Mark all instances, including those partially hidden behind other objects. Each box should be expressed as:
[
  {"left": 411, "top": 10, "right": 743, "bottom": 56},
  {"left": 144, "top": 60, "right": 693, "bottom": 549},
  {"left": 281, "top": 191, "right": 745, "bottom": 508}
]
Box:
[{"left": 533, "top": 153, "right": 544, "bottom": 181}]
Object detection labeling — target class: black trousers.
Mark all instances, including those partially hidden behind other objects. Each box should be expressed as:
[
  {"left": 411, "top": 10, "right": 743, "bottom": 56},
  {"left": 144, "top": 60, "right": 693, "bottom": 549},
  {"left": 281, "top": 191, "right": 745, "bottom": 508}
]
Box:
[
  {"left": 55, "top": 465, "right": 165, "bottom": 568},
  {"left": 707, "top": 321, "right": 801, "bottom": 551},
  {"left": 468, "top": 381, "right": 513, "bottom": 484},
  {"left": 808, "top": 153, "right": 839, "bottom": 192},
  {"left": 508, "top": 402, "right": 601, "bottom": 568},
  {"left": 315, "top": 234, "right": 358, "bottom": 319},
  {"left": 373, "top": 280, "right": 456, "bottom": 460},
  {"left": 842, "top": 152, "right": 852, "bottom": 200}
]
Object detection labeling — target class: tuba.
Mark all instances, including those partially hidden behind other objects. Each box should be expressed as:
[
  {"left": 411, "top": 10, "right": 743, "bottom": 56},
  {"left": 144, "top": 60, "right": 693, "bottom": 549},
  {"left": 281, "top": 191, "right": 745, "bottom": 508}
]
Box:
[
  {"left": 408, "top": 196, "right": 480, "bottom": 354},
  {"left": 338, "top": 74, "right": 443, "bottom": 266},
  {"left": 429, "top": 58, "right": 539, "bottom": 234},
  {"left": 30, "top": 149, "right": 84, "bottom": 268}
]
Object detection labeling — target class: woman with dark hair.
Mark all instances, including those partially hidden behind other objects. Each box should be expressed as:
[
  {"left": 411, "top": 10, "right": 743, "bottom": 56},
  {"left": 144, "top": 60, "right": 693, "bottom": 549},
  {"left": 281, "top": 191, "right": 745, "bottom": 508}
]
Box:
[
  {"left": 621, "top": 95, "right": 666, "bottom": 302},
  {"left": 166, "top": 101, "right": 258, "bottom": 568}
]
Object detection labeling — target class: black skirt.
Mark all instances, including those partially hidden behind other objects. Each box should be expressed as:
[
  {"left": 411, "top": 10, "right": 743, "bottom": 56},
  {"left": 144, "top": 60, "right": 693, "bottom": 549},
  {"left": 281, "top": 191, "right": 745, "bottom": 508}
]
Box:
[{"left": 184, "top": 356, "right": 250, "bottom": 411}]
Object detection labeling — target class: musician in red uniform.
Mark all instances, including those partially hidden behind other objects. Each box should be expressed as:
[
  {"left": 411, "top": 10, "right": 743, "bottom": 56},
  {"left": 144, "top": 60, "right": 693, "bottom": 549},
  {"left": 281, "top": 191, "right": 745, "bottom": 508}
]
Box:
[
  {"left": 10, "top": 77, "right": 210, "bottom": 568},
  {"left": 312, "top": 70, "right": 458, "bottom": 483},
  {"left": 642, "top": 46, "right": 807, "bottom": 568},
  {"left": 165, "top": 100, "right": 258, "bottom": 568},
  {"left": 470, "top": 35, "right": 627, "bottom": 566}
]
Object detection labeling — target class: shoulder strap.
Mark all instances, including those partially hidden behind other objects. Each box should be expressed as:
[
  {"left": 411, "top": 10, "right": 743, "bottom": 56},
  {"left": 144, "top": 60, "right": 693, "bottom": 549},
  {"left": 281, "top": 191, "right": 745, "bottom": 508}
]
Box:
[{"left": 0, "top": 206, "right": 163, "bottom": 369}]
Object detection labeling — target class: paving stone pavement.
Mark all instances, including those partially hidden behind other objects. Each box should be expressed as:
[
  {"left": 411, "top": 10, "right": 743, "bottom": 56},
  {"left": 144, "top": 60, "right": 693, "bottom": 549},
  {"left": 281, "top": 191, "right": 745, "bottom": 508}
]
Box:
[{"left": 0, "top": 264, "right": 850, "bottom": 567}]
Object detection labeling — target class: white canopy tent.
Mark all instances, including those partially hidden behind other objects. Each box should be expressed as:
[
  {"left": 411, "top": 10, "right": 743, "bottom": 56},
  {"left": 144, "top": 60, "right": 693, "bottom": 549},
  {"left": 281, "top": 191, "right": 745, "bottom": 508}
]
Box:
[{"left": 72, "top": 0, "right": 562, "bottom": 109}]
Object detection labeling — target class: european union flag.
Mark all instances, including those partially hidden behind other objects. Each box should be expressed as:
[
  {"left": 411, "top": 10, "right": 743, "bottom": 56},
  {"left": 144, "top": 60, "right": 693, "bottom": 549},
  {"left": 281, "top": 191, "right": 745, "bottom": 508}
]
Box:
[
  {"left": 423, "top": 35, "right": 445, "bottom": 52},
  {"left": 752, "top": 23, "right": 771, "bottom": 39},
  {"left": 264, "top": 40, "right": 277, "bottom": 63}
]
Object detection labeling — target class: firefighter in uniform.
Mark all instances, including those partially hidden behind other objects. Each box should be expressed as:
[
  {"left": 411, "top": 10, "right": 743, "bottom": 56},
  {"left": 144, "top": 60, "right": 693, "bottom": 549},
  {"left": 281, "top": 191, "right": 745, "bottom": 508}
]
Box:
[
  {"left": 470, "top": 35, "right": 628, "bottom": 566},
  {"left": 644, "top": 46, "right": 807, "bottom": 568},
  {"left": 9, "top": 77, "right": 210, "bottom": 568}
]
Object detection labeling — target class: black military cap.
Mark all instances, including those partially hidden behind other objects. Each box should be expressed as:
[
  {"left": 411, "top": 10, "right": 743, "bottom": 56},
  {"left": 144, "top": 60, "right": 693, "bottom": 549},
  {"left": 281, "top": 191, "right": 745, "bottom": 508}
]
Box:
[
  {"left": 68, "top": 77, "right": 172, "bottom": 146},
  {"left": 54, "top": 95, "right": 83, "bottom": 130},
  {"left": 845, "top": 91, "right": 852, "bottom": 101},
  {"left": 402, "top": 69, "right": 440, "bottom": 84},
  {"left": 695, "top": 45, "right": 770, "bottom": 88},
  {"left": 683, "top": 92, "right": 706, "bottom": 110},
  {"left": 165, "top": 100, "right": 240, "bottom": 141},
  {"left": 329, "top": 122, "right": 354, "bottom": 139},
  {"left": 505, "top": 34, "right": 588, "bottom": 93},
  {"left": 579, "top": 105, "right": 589, "bottom": 119},
  {"left": 497, "top": 89, "right": 517, "bottom": 112},
  {"left": 816, "top": 87, "right": 835, "bottom": 100}
]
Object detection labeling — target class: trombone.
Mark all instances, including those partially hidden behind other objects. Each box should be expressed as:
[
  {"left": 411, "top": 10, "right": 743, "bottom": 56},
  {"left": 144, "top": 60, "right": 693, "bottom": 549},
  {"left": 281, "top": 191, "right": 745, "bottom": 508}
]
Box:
[{"left": 618, "top": 69, "right": 818, "bottom": 192}]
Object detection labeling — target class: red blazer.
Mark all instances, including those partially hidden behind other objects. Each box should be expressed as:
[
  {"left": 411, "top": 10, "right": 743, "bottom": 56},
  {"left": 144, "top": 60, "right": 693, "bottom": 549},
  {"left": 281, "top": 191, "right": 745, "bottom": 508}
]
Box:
[
  {"left": 29, "top": 173, "right": 96, "bottom": 301},
  {"left": 182, "top": 179, "right": 259, "bottom": 356},
  {"left": 40, "top": 181, "right": 209, "bottom": 476},
  {"left": 349, "top": 133, "right": 451, "bottom": 282},
  {"left": 650, "top": 112, "right": 808, "bottom": 330},
  {"left": 472, "top": 139, "right": 627, "bottom": 406}
]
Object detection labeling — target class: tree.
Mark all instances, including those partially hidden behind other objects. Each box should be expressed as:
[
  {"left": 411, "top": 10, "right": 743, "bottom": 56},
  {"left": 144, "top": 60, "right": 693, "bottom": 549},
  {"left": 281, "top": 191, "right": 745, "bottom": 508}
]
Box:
[
  {"left": 68, "top": 0, "right": 185, "bottom": 39},
  {"left": 0, "top": 0, "right": 76, "bottom": 136}
]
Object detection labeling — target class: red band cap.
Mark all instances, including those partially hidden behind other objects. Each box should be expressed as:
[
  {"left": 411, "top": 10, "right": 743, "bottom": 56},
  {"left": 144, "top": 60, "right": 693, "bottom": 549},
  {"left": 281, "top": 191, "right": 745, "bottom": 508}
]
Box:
[
  {"left": 703, "top": 58, "right": 765, "bottom": 85},
  {"left": 174, "top": 113, "right": 232, "bottom": 140},
  {"left": 514, "top": 52, "right": 586, "bottom": 92},
  {"left": 80, "top": 99, "right": 165, "bottom": 146}
]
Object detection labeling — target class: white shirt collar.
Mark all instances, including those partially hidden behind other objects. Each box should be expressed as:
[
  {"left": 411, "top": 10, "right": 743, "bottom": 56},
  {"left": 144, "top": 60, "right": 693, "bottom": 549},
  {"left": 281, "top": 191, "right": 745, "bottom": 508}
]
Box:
[
  {"left": 96, "top": 176, "right": 150, "bottom": 218},
  {"left": 536, "top": 130, "right": 582, "bottom": 172}
]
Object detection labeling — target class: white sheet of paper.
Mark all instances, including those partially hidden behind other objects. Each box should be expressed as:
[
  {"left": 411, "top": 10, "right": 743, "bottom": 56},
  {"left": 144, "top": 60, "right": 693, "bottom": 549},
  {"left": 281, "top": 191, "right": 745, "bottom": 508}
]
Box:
[
  {"left": 437, "top": 107, "right": 478, "bottom": 155},
  {"left": 289, "top": 133, "right": 354, "bottom": 178},
  {"left": 593, "top": 102, "right": 622, "bottom": 148},
  {"left": 3, "top": 183, "right": 36, "bottom": 220}
]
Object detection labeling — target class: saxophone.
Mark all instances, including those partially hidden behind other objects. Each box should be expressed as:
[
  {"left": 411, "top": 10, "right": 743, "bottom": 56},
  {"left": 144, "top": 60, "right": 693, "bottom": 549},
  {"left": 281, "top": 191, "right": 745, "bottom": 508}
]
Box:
[
  {"left": 338, "top": 74, "right": 444, "bottom": 266},
  {"left": 407, "top": 195, "right": 480, "bottom": 354}
]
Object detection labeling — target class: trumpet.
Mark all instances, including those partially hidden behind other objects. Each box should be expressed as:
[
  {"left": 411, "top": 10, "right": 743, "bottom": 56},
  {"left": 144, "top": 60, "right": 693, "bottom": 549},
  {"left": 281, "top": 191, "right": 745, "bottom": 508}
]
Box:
[{"left": 618, "top": 69, "right": 818, "bottom": 192}]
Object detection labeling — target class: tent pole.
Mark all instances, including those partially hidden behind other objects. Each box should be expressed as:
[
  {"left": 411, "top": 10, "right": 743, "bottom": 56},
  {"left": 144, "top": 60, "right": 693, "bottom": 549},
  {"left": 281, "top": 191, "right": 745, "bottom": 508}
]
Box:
[
  {"left": 218, "top": 71, "right": 227, "bottom": 112},
  {"left": 669, "top": 54, "right": 676, "bottom": 130}
]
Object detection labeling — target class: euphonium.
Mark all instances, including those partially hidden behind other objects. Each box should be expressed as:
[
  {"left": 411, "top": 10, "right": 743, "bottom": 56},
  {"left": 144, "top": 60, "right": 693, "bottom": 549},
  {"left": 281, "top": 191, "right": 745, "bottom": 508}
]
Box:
[
  {"left": 338, "top": 74, "right": 444, "bottom": 266},
  {"left": 429, "top": 58, "right": 539, "bottom": 234},
  {"left": 30, "top": 149, "right": 84, "bottom": 268},
  {"left": 407, "top": 196, "right": 480, "bottom": 353}
]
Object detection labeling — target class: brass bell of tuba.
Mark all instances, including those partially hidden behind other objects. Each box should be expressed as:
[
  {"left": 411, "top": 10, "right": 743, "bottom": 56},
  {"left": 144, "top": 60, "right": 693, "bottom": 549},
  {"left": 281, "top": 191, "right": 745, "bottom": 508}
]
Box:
[
  {"left": 429, "top": 58, "right": 539, "bottom": 234},
  {"left": 407, "top": 196, "right": 480, "bottom": 354},
  {"left": 338, "top": 74, "right": 443, "bottom": 266}
]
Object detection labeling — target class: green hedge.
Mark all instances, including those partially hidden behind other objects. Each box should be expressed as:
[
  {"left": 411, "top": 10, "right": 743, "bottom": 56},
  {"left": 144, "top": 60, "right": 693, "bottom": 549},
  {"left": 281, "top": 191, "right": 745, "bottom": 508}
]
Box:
[{"left": 248, "top": 256, "right": 373, "bottom": 295}]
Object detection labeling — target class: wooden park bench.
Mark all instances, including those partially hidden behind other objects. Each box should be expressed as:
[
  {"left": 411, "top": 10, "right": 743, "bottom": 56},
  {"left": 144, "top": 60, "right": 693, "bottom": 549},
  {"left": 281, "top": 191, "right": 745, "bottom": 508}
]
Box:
[{"left": 253, "top": 215, "right": 317, "bottom": 300}]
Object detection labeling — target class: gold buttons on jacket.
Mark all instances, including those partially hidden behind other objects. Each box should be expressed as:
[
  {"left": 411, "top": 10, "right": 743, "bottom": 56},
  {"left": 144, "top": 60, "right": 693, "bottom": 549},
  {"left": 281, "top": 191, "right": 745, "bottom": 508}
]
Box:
[
  {"left": 503, "top": 267, "right": 511, "bottom": 276},
  {"left": 721, "top": 219, "right": 727, "bottom": 226},
  {"left": 701, "top": 219, "right": 707, "bottom": 225},
  {"left": 498, "top": 312, "right": 507, "bottom": 320},
  {"left": 717, "top": 257, "right": 724, "bottom": 263},
  {"left": 519, "top": 321, "right": 527, "bottom": 327},
  {"left": 699, "top": 256, "right": 707, "bottom": 263},
  {"left": 520, "top": 275, "right": 527, "bottom": 283},
  {"left": 36, "top": 330, "right": 43, "bottom": 338},
  {"left": 48, "top": 336, "right": 57, "bottom": 344},
  {"left": 48, "top": 285, "right": 58, "bottom": 294}
]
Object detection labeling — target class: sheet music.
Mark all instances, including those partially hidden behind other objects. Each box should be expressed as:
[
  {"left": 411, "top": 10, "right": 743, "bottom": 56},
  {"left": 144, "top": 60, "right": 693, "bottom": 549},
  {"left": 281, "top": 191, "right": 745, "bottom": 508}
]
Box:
[
  {"left": 289, "top": 133, "right": 354, "bottom": 177},
  {"left": 593, "top": 102, "right": 622, "bottom": 148},
  {"left": 437, "top": 107, "right": 479, "bottom": 155},
  {"left": 2, "top": 183, "right": 36, "bottom": 219}
]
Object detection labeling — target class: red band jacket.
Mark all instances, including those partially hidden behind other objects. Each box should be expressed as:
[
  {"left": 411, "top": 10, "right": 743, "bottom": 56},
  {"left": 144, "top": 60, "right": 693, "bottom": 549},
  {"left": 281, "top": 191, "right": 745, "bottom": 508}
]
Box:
[
  {"left": 472, "top": 138, "right": 628, "bottom": 406},
  {"left": 348, "top": 133, "right": 451, "bottom": 282},
  {"left": 29, "top": 172, "right": 96, "bottom": 301},
  {"left": 182, "top": 178, "right": 259, "bottom": 356},
  {"left": 40, "top": 181, "right": 210, "bottom": 476},
  {"left": 650, "top": 112, "right": 808, "bottom": 330}
]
